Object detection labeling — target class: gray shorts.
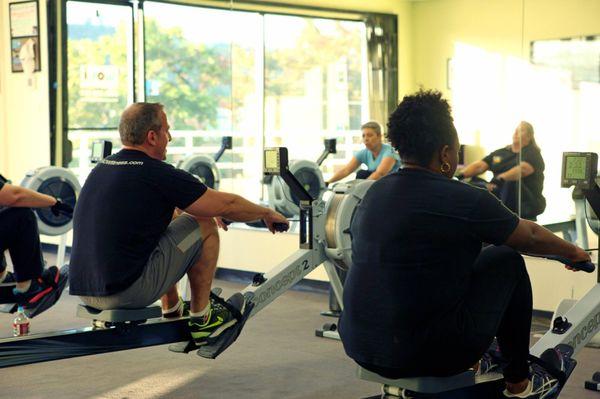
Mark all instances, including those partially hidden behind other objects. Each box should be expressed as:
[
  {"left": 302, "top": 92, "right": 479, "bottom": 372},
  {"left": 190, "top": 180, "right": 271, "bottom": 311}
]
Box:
[{"left": 80, "top": 214, "right": 202, "bottom": 310}]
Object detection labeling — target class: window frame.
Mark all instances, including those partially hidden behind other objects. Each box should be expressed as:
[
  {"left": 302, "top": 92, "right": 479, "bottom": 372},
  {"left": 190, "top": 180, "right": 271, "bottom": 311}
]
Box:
[{"left": 52, "top": 0, "right": 397, "bottom": 175}]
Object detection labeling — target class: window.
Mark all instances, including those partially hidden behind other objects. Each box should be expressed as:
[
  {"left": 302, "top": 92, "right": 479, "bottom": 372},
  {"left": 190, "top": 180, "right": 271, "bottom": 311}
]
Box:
[
  {"left": 65, "top": 1, "right": 133, "bottom": 177},
  {"left": 532, "top": 36, "right": 600, "bottom": 89},
  {"left": 63, "top": 1, "right": 372, "bottom": 202},
  {"left": 264, "top": 15, "right": 368, "bottom": 178},
  {"left": 144, "top": 2, "right": 262, "bottom": 199}
]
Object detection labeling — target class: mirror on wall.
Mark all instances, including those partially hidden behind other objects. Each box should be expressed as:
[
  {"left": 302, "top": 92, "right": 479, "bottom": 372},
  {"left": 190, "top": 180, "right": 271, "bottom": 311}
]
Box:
[
  {"left": 520, "top": 1, "right": 599, "bottom": 250},
  {"left": 443, "top": 0, "right": 599, "bottom": 251},
  {"left": 427, "top": 1, "right": 532, "bottom": 223}
]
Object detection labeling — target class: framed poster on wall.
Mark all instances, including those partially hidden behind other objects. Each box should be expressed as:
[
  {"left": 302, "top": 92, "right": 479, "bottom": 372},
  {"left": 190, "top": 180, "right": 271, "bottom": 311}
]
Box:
[{"left": 9, "top": 0, "right": 41, "bottom": 73}]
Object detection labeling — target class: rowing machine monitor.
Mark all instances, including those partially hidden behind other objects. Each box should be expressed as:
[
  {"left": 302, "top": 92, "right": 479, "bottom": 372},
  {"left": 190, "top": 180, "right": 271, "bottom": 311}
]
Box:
[
  {"left": 90, "top": 140, "right": 112, "bottom": 164},
  {"left": 264, "top": 147, "right": 288, "bottom": 176},
  {"left": 562, "top": 152, "right": 598, "bottom": 190},
  {"left": 561, "top": 152, "right": 600, "bottom": 250}
]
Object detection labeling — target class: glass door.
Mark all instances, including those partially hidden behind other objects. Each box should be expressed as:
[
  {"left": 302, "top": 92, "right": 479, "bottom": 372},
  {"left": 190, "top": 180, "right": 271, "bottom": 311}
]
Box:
[{"left": 65, "top": 0, "right": 134, "bottom": 179}]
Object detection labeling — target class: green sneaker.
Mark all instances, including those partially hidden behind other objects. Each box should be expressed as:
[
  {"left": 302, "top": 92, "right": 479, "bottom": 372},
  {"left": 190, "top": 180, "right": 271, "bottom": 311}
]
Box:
[
  {"left": 188, "top": 293, "right": 245, "bottom": 346},
  {"left": 164, "top": 288, "right": 222, "bottom": 319}
]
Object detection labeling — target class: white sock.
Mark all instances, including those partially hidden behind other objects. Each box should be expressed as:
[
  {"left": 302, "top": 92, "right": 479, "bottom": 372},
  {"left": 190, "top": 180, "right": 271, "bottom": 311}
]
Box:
[
  {"left": 14, "top": 280, "right": 32, "bottom": 293},
  {"left": 162, "top": 299, "right": 183, "bottom": 315},
  {"left": 504, "top": 380, "right": 533, "bottom": 397},
  {"left": 0, "top": 270, "right": 8, "bottom": 283},
  {"left": 190, "top": 302, "right": 211, "bottom": 321}
]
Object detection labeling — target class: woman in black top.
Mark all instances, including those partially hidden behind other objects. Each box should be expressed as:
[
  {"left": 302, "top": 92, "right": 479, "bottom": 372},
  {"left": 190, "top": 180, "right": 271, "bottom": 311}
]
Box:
[
  {"left": 339, "top": 90, "right": 589, "bottom": 398},
  {"left": 458, "top": 121, "right": 546, "bottom": 220}
]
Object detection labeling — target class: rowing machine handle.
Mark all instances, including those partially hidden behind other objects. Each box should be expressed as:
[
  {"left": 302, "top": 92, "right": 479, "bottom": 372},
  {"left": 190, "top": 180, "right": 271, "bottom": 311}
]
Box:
[
  {"left": 221, "top": 219, "right": 289, "bottom": 232},
  {"left": 542, "top": 255, "right": 596, "bottom": 273},
  {"left": 272, "top": 222, "right": 289, "bottom": 232}
]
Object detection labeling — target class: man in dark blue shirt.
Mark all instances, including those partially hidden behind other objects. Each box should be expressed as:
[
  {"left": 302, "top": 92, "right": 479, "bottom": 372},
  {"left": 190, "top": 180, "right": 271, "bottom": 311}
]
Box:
[
  {"left": 339, "top": 90, "right": 590, "bottom": 398},
  {"left": 70, "top": 103, "right": 288, "bottom": 345}
]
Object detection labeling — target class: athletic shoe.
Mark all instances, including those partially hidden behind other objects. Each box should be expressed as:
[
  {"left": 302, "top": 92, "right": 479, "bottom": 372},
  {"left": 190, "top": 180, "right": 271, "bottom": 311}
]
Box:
[
  {"left": 475, "top": 338, "right": 504, "bottom": 376},
  {"left": 476, "top": 351, "right": 501, "bottom": 376},
  {"left": 503, "top": 364, "right": 559, "bottom": 398},
  {"left": 188, "top": 293, "right": 245, "bottom": 346},
  {"left": 12, "top": 266, "right": 62, "bottom": 309},
  {"left": 164, "top": 287, "right": 223, "bottom": 319},
  {"left": 0, "top": 271, "right": 16, "bottom": 287},
  {"left": 530, "top": 362, "right": 560, "bottom": 398}
]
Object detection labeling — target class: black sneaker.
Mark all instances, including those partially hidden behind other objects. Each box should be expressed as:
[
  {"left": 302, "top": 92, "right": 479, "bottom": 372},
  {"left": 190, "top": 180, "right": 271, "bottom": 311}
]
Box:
[
  {"left": 0, "top": 271, "right": 16, "bottom": 287},
  {"left": 12, "top": 266, "right": 66, "bottom": 311},
  {"left": 188, "top": 293, "right": 245, "bottom": 346}
]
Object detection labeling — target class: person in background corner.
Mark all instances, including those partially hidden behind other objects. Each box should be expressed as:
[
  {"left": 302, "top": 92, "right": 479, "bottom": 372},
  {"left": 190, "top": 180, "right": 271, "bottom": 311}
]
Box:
[
  {"left": 0, "top": 174, "right": 72, "bottom": 311},
  {"left": 326, "top": 121, "right": 401, "bottom": 185},
  {"left": 458, "top": 121, "right": 545, "bottom": 220}
]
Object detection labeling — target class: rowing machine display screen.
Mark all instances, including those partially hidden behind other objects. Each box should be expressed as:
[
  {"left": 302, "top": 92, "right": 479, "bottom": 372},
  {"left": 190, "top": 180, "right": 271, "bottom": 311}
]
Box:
[
  {"left": 90, "top": 140, "right": 112, "bottom": 164},
  {"left": 264, "top": 148, "right": 288, "bottom": 176},
  {"left": 561, "top": 152, "right": 598, "bottom": 190}
]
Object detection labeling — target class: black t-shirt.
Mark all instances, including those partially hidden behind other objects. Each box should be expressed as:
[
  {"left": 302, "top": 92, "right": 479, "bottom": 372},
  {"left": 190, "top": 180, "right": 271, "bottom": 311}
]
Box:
[
  {"left": 69, "top": 150, "right": 207, "bottom": 296},
  {"left": 338, "top": 169, "right": 519, "bottom": 369},
  {"left": 482, "top": 144, "right": 545, "bottom": 218}
]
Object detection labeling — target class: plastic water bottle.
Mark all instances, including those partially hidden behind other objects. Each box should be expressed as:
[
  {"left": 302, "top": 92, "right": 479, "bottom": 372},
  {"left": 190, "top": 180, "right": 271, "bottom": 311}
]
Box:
[{"left": 12, "top": 306, "right": 30, "bottom": 336}]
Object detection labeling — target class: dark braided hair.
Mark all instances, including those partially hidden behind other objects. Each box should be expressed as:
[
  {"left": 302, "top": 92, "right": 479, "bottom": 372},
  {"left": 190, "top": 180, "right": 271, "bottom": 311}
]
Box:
[{"left": 386, "top": 89, "right": 457, "bottom": 167}]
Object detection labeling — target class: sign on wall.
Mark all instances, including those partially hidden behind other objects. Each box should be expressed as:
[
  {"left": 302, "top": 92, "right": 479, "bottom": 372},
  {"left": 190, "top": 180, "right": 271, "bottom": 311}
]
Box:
[
  {"left": 79, "top": 64, "right": 120, "bottom": 103},
  {"left": 9, "top": 1, "right": 41, "bottom": 73}
]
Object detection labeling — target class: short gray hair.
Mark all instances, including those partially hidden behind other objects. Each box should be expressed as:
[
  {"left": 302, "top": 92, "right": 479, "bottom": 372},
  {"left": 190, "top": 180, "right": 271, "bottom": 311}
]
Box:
[
  {"left": 119, "top": 103, "right": 164, "bottom": 146},
  {"left": 361, "top": 121, "right": 382, "bottom": 135}
]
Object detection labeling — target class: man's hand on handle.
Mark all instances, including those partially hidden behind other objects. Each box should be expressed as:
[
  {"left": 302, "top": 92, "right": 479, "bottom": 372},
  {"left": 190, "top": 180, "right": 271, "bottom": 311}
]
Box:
[
  {"left": 262, "top": 210, "right": 289, "bottom": 234},
  {"left": 215, "top": 217, "right": 229, "bottom": 231},
  {"left": 50, "top": 200, "right": 74, "bottom": 217},
  {"left": 215, "top": 211, "right": 289, "bottom": 234},
  {"left": 563, "top": 247, "right": 592, "bottom": 272}
]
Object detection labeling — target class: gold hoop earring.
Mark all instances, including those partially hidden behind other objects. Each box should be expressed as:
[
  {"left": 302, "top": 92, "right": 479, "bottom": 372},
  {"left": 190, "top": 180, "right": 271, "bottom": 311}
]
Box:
[{"left": 440, "top": 162, "right": 451, "bottom": 173}]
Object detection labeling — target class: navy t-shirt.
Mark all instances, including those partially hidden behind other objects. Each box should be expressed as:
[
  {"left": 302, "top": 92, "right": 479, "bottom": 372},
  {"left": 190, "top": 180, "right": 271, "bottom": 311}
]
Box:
[
  {"left": 338, "top": 168, "right": 519, "bottom": 369},
  {"left": 69, "top": 150, "right": 207, "bottom": 296}
]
